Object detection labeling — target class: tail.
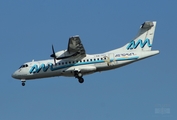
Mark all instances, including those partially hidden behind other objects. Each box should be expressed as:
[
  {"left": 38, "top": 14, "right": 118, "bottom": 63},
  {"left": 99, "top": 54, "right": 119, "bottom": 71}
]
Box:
[{"left": 122, "top": 21, "right": 157, "bottom": 51}]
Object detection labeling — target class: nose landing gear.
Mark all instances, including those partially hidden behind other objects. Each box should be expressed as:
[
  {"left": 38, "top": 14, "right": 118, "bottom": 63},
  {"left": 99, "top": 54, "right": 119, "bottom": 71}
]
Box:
[{"left": 21, "top": 79, "right": 26, "bottom": 86}]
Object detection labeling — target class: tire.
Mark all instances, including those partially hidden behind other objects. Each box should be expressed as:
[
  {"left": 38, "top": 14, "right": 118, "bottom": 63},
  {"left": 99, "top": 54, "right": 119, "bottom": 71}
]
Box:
[
  {"left": 22, "top": 82, "right": 25, "bottom": 86},
  {"left": 78, "top": 78, "right": 84, "bottom": 83}
]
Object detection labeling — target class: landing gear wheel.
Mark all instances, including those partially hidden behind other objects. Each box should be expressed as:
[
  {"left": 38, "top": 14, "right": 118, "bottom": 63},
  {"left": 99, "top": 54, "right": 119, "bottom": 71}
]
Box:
[
  {"left": 22, "top": 82, "right": 25, "bottom": 86},
  {"left": 21, "top": 79, "right": 26, "bottom": 86},
  {"left": 74, "top": 71, "right": 82, "bottom": 78},
  {"left": 78, "top": 78, "right": 84, "bottom": 83}
]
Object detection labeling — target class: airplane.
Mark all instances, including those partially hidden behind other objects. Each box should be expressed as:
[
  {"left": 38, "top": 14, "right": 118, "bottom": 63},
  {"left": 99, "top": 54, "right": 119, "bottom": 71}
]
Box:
[{"left": 12, "top": 21, "right": 159, "bottom": 86}]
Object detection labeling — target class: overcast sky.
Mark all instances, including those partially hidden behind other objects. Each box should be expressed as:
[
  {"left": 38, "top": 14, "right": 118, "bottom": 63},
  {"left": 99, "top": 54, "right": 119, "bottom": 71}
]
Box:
[{"left": 0, "top": 0, "right": 176, "bottom": 120}]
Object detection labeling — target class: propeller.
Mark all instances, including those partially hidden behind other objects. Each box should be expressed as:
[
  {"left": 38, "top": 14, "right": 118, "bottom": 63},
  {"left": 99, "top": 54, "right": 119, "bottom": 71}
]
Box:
[
  {"left": 50, "top": 45, "right": 57, "bottom": 65},
  {"left": 50, "top": 45, "right": 80, "bottom": 63}
]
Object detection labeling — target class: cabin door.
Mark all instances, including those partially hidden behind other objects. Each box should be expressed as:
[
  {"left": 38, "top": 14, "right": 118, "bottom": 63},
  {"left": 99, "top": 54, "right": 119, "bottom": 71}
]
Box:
[{"left": 108, "top": 53, "right": 116, "bottom": 66}]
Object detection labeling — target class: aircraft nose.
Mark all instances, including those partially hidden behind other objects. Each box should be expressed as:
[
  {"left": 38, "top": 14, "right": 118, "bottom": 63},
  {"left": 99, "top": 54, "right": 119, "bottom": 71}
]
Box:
[{"left": 12, "top": 71, "right": 18, "bottom": 79}]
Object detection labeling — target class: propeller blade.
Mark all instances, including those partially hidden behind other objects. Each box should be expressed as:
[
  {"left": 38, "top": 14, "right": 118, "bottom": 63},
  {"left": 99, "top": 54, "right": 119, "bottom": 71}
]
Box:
[
  {"left": 50, "top": 45, "right": 57, "bottom": 65},
  {"left": 54, "top": 58, "right": 56, "bottom": 65},
  {"left": 52, "top": 45, "right": 55, "bottom": 55},
  {"left": 50, "top": 45, "right": 56, "bottom": 57}
]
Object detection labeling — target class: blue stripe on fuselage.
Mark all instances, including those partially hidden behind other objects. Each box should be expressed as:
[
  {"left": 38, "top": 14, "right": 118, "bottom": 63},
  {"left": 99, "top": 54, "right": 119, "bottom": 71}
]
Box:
[{"left": 29, "top": 56, "right": 139, "bottom": 73}]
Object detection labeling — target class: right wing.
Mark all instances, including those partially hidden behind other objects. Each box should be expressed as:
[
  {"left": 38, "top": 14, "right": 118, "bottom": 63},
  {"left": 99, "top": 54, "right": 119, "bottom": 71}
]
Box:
[{"left": 54, "top": 35, "right": 86, "bottom": 60}]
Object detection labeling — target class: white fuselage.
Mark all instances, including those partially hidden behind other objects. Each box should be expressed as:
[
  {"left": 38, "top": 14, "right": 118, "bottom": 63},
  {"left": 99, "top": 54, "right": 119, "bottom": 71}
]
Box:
[
  {"left": 12, "top": 50, "right": 159, "bottom": 80},
  {"left": 11, "top": 21, "right": 159, "bottom": 86}
]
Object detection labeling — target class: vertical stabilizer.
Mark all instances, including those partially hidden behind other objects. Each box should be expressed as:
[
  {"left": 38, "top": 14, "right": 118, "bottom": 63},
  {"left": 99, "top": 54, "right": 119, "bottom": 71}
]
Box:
[{"left": 122, "top": 21, "right": 156, "bottom": 51}]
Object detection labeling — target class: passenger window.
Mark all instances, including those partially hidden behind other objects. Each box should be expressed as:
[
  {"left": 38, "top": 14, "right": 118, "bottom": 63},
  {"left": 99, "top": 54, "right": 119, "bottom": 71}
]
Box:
[
  {"left": 69, "top": 61, "right": 71, "bottom": 64},
  {"left": 101, "top": 58, "right": 103, "bottom": 60},
  {"left": 87, "top": 59, "right": 89, "bottom": 62},
  {"left": 97, "top": 58, "right": 99, "bottom": 60},
  {"left": 65, "top": 62, "right": 67, "bottom": 64},
  {"left": 58, "top": 63, "right": 60, "bottom": 65},
  {"left": 90, "top": 59, "right": 92, "bottom": 61},
  {"left": 83, "top": 60, "right": 85, "bottom": 62},
  {"left": 73, "top": 61, "right": 75, "bottom": 63},
  {"left": 62, "top": 62, "right": 64, "bottom": 65},
  {"left": 80, "top": 60, "right": 82, "bottom": 62},
  {"left": 94, "top": 59, "right": 96, "bottom": 61}
]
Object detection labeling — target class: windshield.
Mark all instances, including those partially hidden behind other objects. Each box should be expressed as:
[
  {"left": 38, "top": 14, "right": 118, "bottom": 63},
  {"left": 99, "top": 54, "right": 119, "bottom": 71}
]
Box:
[{"left": 19, "top": 64, "right": 28, "bottom": 69}]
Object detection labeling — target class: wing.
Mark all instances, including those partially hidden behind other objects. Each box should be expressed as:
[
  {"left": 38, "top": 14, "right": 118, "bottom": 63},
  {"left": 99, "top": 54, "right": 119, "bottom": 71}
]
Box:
[{"left": 67, "top": 35, "right": 86, "bottom": 57}]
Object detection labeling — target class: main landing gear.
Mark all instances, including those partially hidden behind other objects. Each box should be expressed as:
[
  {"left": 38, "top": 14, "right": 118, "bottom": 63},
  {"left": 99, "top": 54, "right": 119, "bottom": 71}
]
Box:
[
  {"left": 74, "top": 71, "right": 84, "bottom": 83},
  {"left": 21, "top": 79, "right": 26, "bottom": 86},
  {"left": 78, "top": 77, "right": 84, "bottom": 83}
]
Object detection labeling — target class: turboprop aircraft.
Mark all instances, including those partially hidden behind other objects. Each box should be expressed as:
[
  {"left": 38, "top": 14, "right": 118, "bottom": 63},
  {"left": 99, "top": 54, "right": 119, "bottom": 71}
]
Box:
[{"left": 12, "top": 21, "right": 159, "bottom": 86}]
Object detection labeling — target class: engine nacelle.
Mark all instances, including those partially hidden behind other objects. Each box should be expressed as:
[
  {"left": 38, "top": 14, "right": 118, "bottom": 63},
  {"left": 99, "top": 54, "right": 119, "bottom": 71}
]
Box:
[{"left": 55, "top": 50, "right": 71, "bottom": 59}]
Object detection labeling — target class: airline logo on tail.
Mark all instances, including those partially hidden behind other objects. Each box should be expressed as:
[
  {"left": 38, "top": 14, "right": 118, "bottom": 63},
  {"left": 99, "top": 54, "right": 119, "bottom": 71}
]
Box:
[{"left": 126, "top": 38, "right": 152, "bottom": 50}]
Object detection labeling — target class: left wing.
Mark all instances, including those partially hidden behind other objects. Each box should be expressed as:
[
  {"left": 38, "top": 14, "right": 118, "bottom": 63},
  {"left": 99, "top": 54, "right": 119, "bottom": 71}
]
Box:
[
  {"left": 51, "top": 35, "right": 86, "bottom": 60},
  {"left": 67, "top": 35, "right": 86, "bottom": 57}
]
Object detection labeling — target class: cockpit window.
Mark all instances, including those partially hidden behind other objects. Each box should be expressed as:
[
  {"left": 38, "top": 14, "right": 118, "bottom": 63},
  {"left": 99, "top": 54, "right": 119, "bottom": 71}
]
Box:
[{"left": 19, "top": 64, "right": 28, "bottom": 69}]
